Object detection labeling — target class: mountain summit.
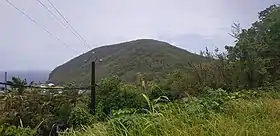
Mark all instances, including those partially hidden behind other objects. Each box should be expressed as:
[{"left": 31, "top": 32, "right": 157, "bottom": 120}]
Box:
[{"left": 48, "top": 39, "right": 204, "bottom": 85}]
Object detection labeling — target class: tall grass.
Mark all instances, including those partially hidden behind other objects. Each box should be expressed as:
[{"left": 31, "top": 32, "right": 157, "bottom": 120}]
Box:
[{"left": 61, "top": 94, "right": 280, "bottom": 136}]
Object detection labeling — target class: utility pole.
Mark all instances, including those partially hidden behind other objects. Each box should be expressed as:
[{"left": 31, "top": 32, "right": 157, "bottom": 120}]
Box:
[
  {"left": 90, "top": 61, "right": 96, "bottom": 114},
  {"left": 4, "top": 72, "right": 7, "bottom": 92}
]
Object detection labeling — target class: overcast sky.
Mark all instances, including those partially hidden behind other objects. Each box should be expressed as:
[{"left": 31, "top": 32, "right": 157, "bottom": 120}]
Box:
[{"left": 0, "top": 0, "right": 279, "bottom": 71}]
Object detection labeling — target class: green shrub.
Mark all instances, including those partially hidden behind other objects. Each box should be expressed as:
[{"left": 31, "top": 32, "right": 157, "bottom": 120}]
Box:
[
  {"left": 61, "top": 92, "right": 280, "bottom": 136},
  {"left": 0, "top": 88, "right": 83, "bottom": 135},
  {"left": 1, "top": 126, "right": 36, "bottom": 136},
  {"left": 68, "top": 107, "right": 94, "bottom": 128},
  {"left": 96, "top": 77, "right": 145, "bottom": 118},
  {"left": 199, "top": 87, "right": 230, "bottom": 111},
  {"left": 229, "top": 90, "right": 262, "bottom": 99},
  {"left": 147, "top": 83, "right": 173, "bottom": 100},
  {"left": 57, "top": 104, "right": 73, "bottom": 122},
  {"left": 111, "top": 108, "right": 138, "bottom": 117}
]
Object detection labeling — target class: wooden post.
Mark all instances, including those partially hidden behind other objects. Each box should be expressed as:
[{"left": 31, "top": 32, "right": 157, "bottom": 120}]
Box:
[
  {"left": 4, "top": 72, "right": 7, "bottom": 92},
  {"left": 90, "top": 61, "right": 96, "bottom": 114}
]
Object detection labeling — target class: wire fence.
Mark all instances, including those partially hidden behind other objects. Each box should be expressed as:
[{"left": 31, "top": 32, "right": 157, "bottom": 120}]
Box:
[
  {"left": 0, "top": 81, "right": 95, "bottom": 90},
  {"left": 0, "top": 80, "right": 94, "bottom": 135}
]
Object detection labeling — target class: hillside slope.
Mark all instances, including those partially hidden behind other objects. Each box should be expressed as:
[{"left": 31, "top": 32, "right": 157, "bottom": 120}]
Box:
[{"left": 48, "top": 39, "right": 204, "bottom": 85}]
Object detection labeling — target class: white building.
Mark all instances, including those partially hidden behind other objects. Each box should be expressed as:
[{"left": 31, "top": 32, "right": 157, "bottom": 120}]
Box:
[{"left": 48, "top": 83, "right": 55, "bottom": 87}]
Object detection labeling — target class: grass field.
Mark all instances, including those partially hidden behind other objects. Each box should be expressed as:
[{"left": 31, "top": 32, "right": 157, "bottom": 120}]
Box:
[{"left": 61, "top": 91, "right": 280, "bottom": 136}]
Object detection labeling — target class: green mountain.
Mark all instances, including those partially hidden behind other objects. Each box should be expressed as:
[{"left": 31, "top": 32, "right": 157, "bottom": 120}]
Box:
[{"left": 48, "top": 39, "right": 204, "bottom": 86}]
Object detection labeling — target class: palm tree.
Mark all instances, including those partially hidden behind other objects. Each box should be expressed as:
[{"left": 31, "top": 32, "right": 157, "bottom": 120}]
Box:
[{"left": 7, "top": 76, "right": 27, "bottom": 95}]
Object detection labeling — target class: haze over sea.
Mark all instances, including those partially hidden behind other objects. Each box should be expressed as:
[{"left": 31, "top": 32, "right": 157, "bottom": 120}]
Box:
[{"left": 0, "top": 70, "right": 50, "bottom": 84}]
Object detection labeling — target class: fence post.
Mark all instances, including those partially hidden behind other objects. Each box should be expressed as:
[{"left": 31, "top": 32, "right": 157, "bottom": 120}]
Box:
[
  {"left": 90, "top": 61, "right": 96, "bottom": 114},
  {"left": 4, "top": 72, "right": 7, "bottom": 93}
]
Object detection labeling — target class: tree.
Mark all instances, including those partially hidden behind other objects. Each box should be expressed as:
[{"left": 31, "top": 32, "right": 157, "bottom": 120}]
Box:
[
  {"left": 225, "top": 4, "right": 280, "bottom": 89},
  {"left": 7, "top": 77, "right": 27, "bottom": 95}
]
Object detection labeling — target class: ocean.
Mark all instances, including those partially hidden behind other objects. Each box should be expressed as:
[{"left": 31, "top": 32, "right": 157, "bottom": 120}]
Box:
[{"left": 0, "top": 70, "right": 50, "bottom": 84}]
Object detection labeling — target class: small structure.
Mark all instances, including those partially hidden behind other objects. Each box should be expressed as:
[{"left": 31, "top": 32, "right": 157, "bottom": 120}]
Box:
[
  {"left": 48, "top": 83, "right": 55, "bottom": 87},
  {"left": 39, "top": 84, "right": 46, "bottom": 88}
]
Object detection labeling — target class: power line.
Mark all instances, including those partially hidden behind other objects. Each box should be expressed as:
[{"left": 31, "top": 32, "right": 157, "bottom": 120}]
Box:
[
  {"left": 4, "top": 0, "right": 79, "bottom": 54},
  {"left": 46, "top": 0, "right": 97, "bottom": 64},
  {"left": 35, "top": 0, "right": 91, "bottom": 50},
  {"left": 46, "top": 0, "right": 92, "bottom": 49}
]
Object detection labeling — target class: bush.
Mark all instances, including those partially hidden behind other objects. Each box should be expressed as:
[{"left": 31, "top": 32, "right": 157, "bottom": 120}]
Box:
[
  {"left": 1, "top": 126, "right": 36, "bottom": 136},
  {"left": 111, "top": 108, "right": 138, "bottom": 117},
  {"left": 147, "top": 83, "right": 173, "bottom": 101},
  {"left": 68, "top": 107, "right": 94, "bottom": 128},
  {"left": 199, "top": 87, "right": 230, "bottom": 111},
  {"left": 0, "top": 89, "right": 83, "bottom": 135},
  {"left": 96, "top": 77, "right": 145, "bottom": 118}
]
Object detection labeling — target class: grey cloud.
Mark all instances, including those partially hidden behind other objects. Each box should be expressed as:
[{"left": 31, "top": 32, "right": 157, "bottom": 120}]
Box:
[{"left": 158, "top": 33, "right": 234, "bottom": 54}]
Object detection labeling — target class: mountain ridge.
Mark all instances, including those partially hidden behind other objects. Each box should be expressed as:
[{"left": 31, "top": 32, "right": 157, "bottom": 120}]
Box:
[{"left": 48, "top": 39, "right": 204, "bottom": 85}]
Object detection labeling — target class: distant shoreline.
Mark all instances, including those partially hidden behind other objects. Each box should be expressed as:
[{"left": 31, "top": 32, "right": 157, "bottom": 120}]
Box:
[{"left": 0, "top": 70, "right": 50, "bottom": 83}]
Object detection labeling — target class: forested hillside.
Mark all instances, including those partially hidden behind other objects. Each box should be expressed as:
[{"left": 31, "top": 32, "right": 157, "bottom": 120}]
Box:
[{"left": 49, "top": 39, "right": 204, "bottom": 85}]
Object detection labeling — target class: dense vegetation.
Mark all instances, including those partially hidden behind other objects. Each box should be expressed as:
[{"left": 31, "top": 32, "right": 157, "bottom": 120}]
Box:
[
  {"left": 48, "top": 39, "right": 204, "bottom": 86},
  {"left": 62, "top": 90, "right": 280, "bottom": 136},
  {"left": 0, "top": 4, "right": 279, "bottom": 136}
]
